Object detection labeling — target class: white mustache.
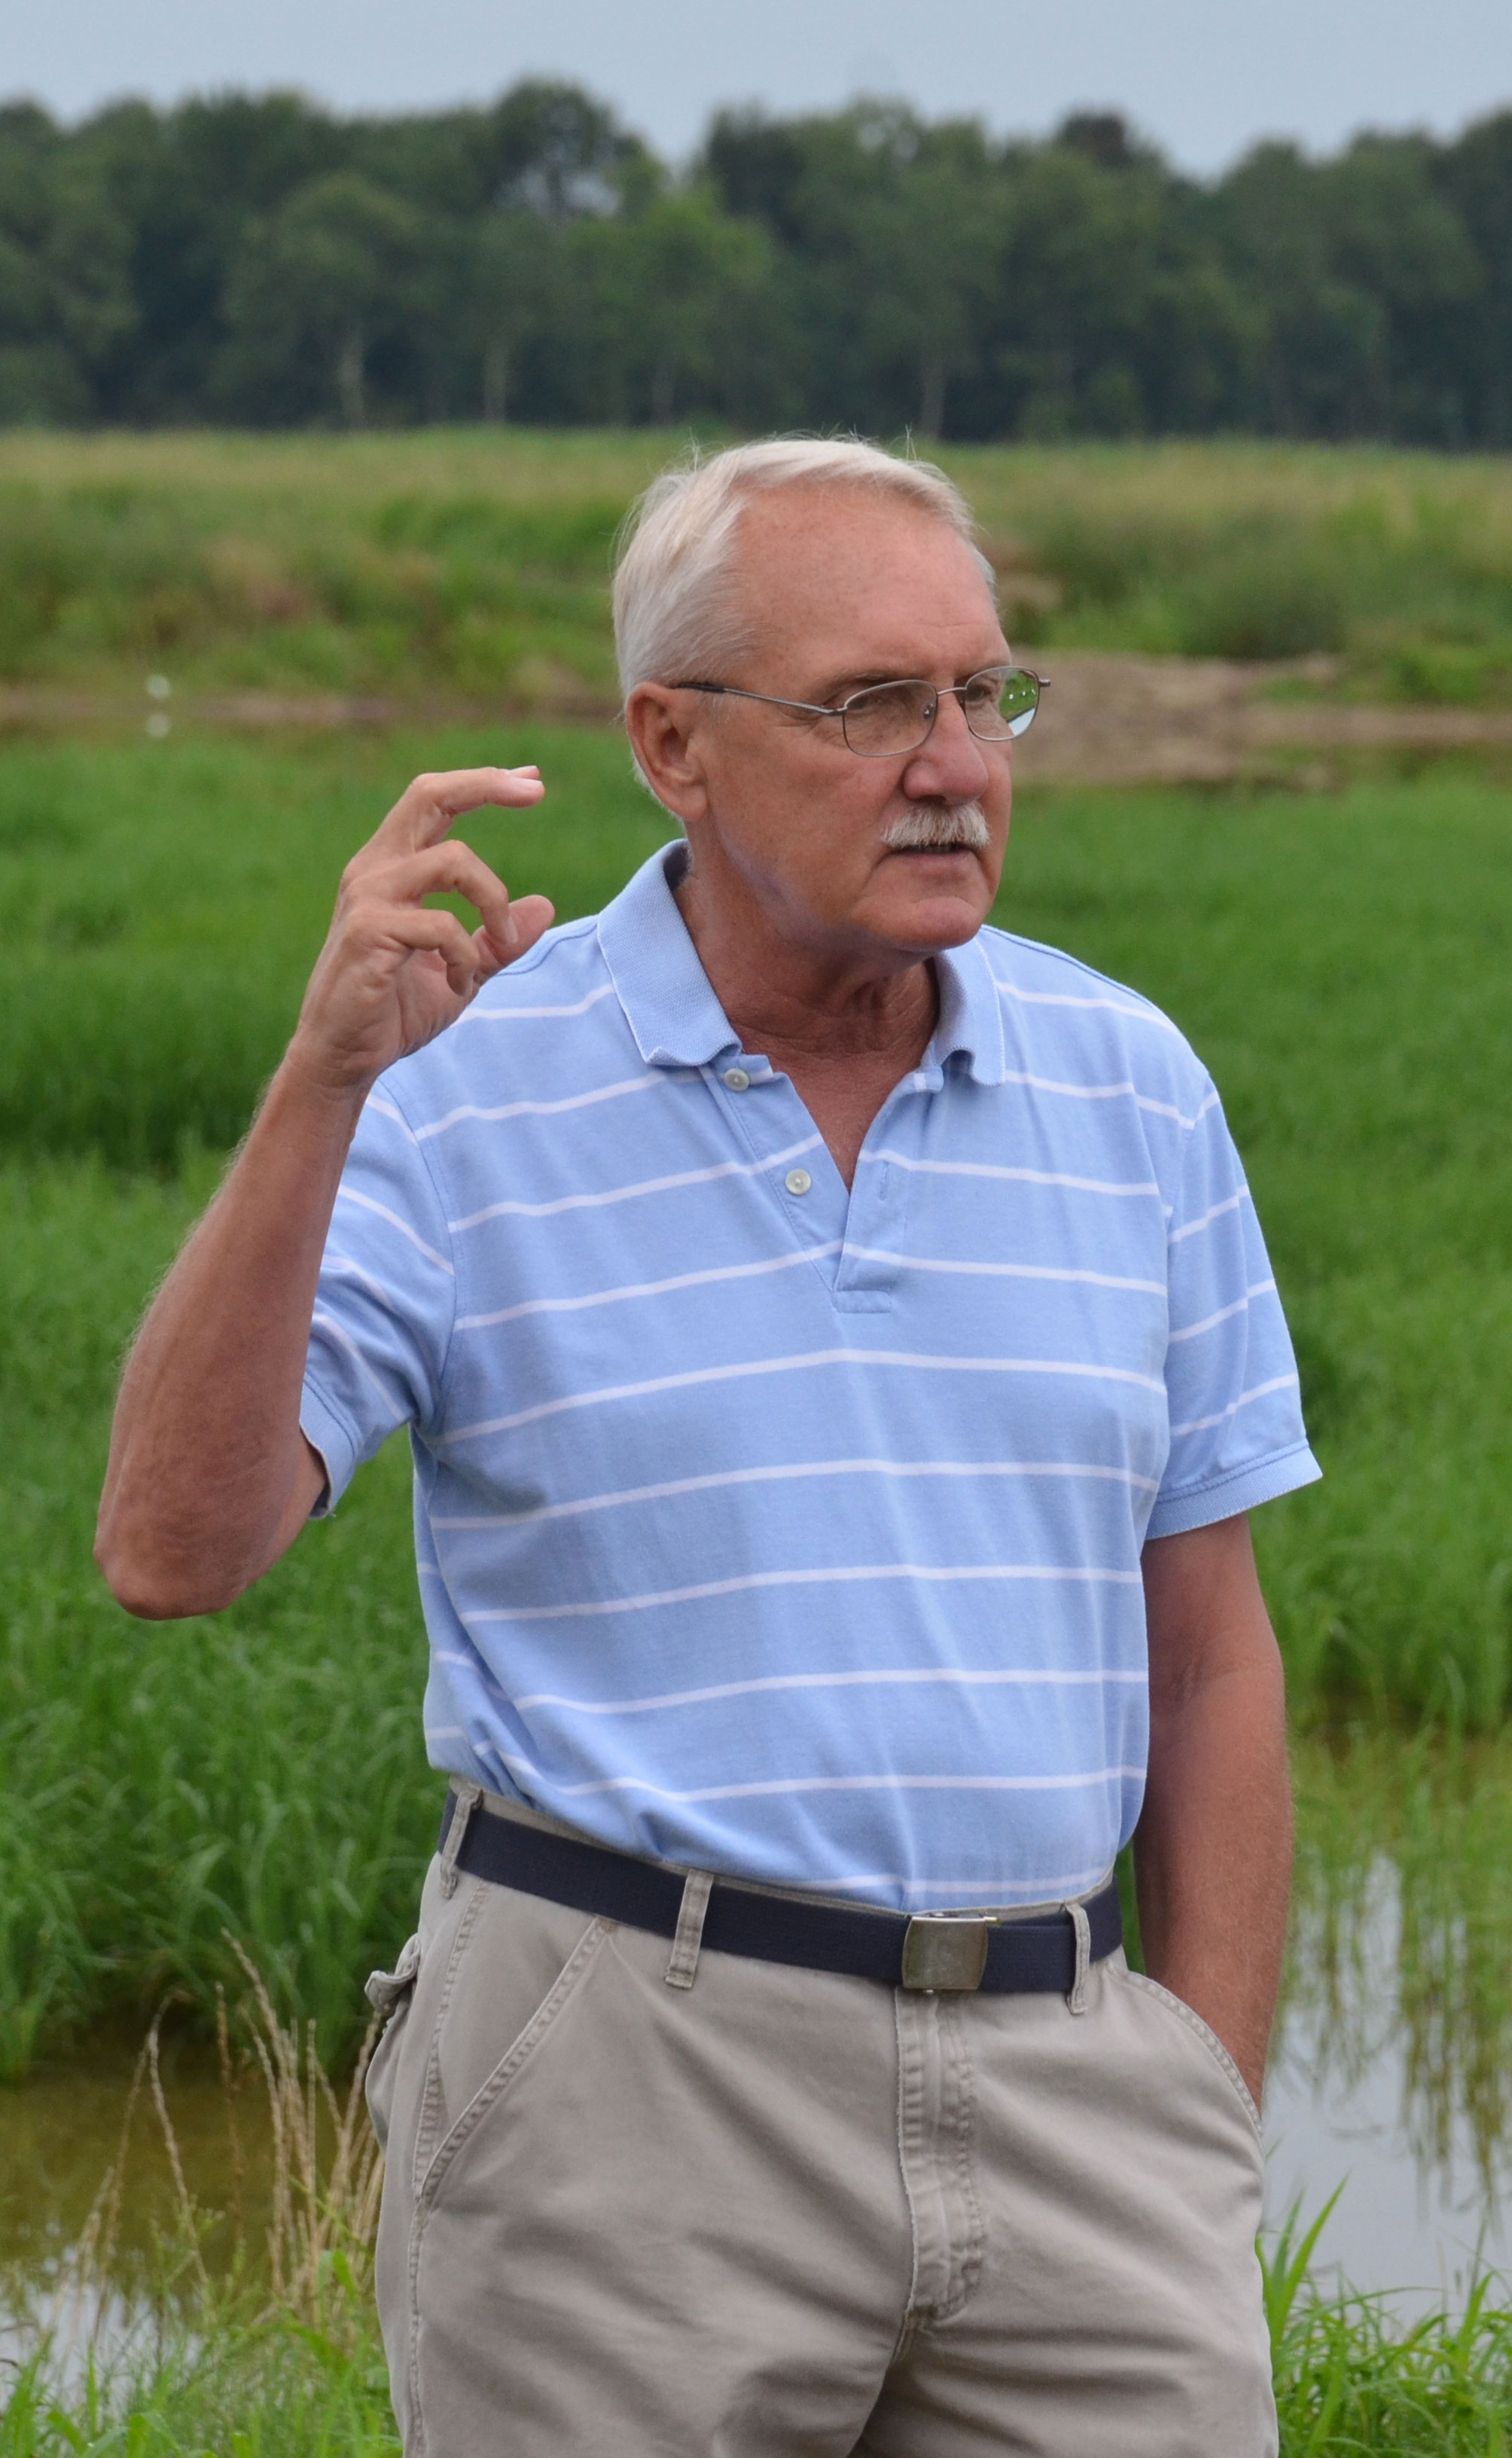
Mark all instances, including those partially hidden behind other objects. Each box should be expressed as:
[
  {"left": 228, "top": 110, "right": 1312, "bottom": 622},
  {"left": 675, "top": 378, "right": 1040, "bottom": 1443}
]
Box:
[{"left": 882, "top": 801, "right": 991, "bottom": 852}]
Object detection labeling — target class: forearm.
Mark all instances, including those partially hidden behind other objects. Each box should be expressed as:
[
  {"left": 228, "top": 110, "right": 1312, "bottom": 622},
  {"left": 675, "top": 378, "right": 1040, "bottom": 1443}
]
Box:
[
  {"left": 95, "top": 763, "right": 551, "bottom": 1620},
  {"left": 96, "top": 1053, "right": 364, "bottom": 1616},
  {"left": 1135, "top": 1522, "right": 1293, "bottom": 2109}
]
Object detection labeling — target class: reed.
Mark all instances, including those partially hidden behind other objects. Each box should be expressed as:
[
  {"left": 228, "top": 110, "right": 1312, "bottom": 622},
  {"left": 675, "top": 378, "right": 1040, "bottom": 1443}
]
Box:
[
  {"left": 64, "top": 1939, "right": 381, "bottom": 2345},
  {"left": 1266, "top": 2200, "right": 1512, "bottom": 2453}
]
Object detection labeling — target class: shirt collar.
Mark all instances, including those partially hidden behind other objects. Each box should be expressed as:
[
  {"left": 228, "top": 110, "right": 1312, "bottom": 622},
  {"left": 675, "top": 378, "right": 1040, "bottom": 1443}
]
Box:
[
  {"left": 597, "top": 839, "right": 1007, "bottom": 1087},
  {"left": 597, "top": 842, "right": 739, "bottom": 1068},
  {"left": 929, "top": 926, "right": 1007, "bottom": 1086}
]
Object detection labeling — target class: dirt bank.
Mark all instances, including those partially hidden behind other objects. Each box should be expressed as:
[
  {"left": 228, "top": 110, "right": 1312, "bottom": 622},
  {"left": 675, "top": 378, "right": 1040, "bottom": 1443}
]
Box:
[{"left": 6, "top": 656, "right": 1512, "bottom": 785}]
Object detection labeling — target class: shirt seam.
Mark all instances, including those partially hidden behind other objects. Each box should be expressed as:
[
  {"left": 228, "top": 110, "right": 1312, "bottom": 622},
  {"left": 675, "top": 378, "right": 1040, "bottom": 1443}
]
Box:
[
  {"left": 299, "top": 1374, "right": 361, "bottom": 1510},
  {"left": 301, "top": 1371, "right": 361, "bottom": 1456},
  {"left": 983, "top": 923, "right": 1186, "bottom": 1027},
  {"left": 1154, "top": 1438, "right": 1317, "bottom": 1512}
]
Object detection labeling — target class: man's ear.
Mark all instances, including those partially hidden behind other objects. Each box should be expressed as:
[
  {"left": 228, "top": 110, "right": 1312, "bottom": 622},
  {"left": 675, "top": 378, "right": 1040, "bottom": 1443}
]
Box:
[{"left": 624, "top": 685, "right": 712, "bottom": 824}]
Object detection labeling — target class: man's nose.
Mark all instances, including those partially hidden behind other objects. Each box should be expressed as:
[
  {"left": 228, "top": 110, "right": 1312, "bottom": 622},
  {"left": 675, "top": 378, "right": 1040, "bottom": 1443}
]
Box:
[{"left": 900, "top": 688, "right": 995, "bottom": 801}]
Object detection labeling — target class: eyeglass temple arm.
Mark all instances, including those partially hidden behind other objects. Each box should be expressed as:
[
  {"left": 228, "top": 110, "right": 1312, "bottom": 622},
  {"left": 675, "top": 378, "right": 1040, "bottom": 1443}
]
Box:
[{"left": 669, "top": 682, "right": 840, "bottom": 718}]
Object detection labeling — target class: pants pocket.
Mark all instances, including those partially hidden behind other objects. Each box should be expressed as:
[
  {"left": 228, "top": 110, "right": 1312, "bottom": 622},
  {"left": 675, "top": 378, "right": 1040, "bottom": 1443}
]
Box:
[
  {"left": 415, "top": 1887, "right": 611, "bottom": 2213},
  {"left": 364, "top": 1930, "right": 422, "bottom": 2154},
  {"left": 1122, "top": 1969, "right": 1264, "bottom": 2135}
]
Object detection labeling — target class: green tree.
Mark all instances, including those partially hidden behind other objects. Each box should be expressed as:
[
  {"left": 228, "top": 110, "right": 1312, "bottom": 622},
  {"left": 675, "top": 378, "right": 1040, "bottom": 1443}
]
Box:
[
  {"left": 852, "top": 120, "right": 1002, "bottom": 440},
  {"left": 85, "top": 92, "right": 338, "bottom": 420},
  {"left": 0, "top": 102, "right": 136, "bottom": 419},
  {"left": 0, "top": 75, "right": 1505, "bottom": 444},
  {"left": 1436, "top": 111, "right": 1512, "bottom": 445},
  {"left": 468, "top": 209, "right": 560, "bottom": 421},
  {"left": 1215, "top": 136, "right": 1481, "bottom": 441},
  {"left": 218, "top": 171, "right": 426, "bottom": 425},
  {"left": 587, "top": 188, "right": 778, "bottom": 425},
  {"left": 700, "top": 102, "right": 999, "bottom": 436},
  {"left": 991, "top": 134, "right": 1251, "bottom": 439}
]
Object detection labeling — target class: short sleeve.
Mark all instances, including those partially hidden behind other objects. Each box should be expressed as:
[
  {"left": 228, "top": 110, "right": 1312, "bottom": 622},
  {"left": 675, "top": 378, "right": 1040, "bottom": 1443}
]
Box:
[
  {"left": 1146, "top": 1081, "right": 1321, "bottom": 1539},
  {"left": 300, "top": 1085, "right": 456, "bottom": 1514}
]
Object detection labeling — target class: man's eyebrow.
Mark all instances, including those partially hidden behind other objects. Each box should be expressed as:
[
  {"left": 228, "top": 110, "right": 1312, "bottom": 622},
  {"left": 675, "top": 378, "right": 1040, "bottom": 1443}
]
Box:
[
  {"left": 809, "top": 659, "right": 1010, "bottom": 705},
  {"left": 809, "top": 668, "right": 905, "bottom": 704}
]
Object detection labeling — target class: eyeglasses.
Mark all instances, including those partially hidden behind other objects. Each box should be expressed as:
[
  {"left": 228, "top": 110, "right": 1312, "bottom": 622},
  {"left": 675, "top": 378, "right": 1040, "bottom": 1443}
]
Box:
[{"left": 669, "top": 664, "right": 1047, "bottom": 758}]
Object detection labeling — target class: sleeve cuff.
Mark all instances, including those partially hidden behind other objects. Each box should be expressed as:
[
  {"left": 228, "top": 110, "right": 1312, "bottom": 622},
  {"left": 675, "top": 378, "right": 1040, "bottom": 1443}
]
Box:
[
  {"left": 299, "top": 1379, "right": 361, "bottom": 1519},
  {"left": 1145, "top": 1441, "right": 1322, "bottom": 1541}
]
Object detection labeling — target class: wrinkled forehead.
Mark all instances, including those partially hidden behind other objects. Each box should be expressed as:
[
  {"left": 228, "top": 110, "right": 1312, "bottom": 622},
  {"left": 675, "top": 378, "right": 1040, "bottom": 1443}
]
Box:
[{"left": 726, "top": 483, "right": 1003, "bottom": 679}]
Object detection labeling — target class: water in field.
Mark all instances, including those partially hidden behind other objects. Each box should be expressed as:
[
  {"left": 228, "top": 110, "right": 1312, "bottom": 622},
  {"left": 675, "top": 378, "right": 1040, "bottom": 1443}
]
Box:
[
  {"left": 1262, "top": 1733, "right": 1512, "bottom": 2307},
  {"left": 0, "top": 2037, "right": 278, "bottom": 2384},
  {"left": 1264, "top": 1865, "right": 1512, "bottom": 2304},
  {"left": 5, "top": 1732, "right": 1512, "bottom": 2341}
]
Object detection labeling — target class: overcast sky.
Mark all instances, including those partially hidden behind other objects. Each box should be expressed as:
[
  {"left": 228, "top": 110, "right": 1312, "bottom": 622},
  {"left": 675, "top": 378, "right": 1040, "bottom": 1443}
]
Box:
[{"left": 8, "top": 0, "right": 1512, "bottom": 174}]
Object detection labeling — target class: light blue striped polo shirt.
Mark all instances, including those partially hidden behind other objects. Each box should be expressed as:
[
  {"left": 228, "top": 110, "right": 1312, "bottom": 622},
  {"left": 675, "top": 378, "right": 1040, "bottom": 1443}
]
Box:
[{"left": 301, "top": 840, "right": 1318, "bottom": 1910}]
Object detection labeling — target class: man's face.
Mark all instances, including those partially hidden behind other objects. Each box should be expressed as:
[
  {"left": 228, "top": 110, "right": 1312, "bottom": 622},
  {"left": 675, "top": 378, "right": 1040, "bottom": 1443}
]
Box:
[{"left": 675, "top": 486, "right": 1014, "bottom": 966}]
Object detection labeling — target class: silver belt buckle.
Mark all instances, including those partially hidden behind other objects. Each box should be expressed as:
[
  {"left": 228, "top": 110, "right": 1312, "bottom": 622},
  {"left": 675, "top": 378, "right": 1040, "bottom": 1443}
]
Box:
[{"left": 901, "top": 1911, "right": 1000, "bottom": 1993}]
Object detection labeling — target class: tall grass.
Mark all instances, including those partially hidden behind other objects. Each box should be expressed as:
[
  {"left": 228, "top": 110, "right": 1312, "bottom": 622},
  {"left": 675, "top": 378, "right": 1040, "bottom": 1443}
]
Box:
[
  {"left": 0, "top": 430, "right": 666, "bottom": 703},
  {"left": 961, "top": 441, "right": 1512, "bottom": 690},
  {"left": 1264, "top": 2200, "right": 1512, "bottom": 2453},
  {"left": 5, "top": 431, "right": 1512, "bottom": 701},
  {"left": 1000, "top": 769, "right": 1512, "bottom": 1728},
  {"left": 0, "top": 726, "right": 669, "bottom": 1163}
]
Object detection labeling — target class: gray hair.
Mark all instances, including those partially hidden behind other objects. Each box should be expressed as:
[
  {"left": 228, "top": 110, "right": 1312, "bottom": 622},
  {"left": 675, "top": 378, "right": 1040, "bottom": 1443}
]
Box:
[{"left": 612, "top": 437, "right": 992, "bottom": 698}]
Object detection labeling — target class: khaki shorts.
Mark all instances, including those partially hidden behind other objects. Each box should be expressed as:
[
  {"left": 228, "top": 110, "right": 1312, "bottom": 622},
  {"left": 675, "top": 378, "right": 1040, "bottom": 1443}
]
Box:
[{"left": 367, "top": 1845, "right": 1273, "bottom": 2458}]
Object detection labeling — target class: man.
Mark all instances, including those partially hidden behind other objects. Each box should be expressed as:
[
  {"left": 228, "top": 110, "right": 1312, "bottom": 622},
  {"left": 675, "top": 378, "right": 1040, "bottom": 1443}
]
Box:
[{"left": 99, "top": 438, "right": 1318, "bottom": 2455}]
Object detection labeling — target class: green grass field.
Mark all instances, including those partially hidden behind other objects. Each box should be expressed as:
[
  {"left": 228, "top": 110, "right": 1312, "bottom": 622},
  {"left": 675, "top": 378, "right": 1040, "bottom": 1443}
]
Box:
[
  {"left": 2, "top": 717, "right": 1510, "bottom": 2080},
  {"left": 5, "top": 429, "right": 1512, "bottom": 703}
]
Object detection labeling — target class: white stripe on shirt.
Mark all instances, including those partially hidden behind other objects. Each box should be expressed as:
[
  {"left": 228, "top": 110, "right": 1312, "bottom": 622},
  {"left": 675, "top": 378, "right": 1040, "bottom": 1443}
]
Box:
[
  {"left": 467, "top": 1560, "right": 1141, "bottom": 1624},
  {"left": 447, "top": 1134, "right": 825, "bottom": 1231},
  {"left": 430, "top": 1455, "right": 1160, "bottom": 1532},
  {"left": 443, "top": 1346, "right": 1166, "bottom": 1445}
]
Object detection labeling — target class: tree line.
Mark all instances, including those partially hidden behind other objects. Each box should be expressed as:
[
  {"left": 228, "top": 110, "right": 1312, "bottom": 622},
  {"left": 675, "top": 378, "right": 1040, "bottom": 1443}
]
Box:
[{"left": 2, "top": 79, "right": 1510, "bottom": 445}]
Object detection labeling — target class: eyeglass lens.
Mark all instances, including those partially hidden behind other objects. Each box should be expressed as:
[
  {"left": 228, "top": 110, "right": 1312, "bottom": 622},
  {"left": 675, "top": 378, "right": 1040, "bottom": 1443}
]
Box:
[{"left": 840, "top": 668, "right": 1040, "bottom": 756}]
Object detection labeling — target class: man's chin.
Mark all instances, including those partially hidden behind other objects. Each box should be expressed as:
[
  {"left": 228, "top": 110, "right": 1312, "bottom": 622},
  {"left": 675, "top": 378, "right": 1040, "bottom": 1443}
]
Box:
[{"left": 868, "top": 872, "right": 995, "bottom": 952}]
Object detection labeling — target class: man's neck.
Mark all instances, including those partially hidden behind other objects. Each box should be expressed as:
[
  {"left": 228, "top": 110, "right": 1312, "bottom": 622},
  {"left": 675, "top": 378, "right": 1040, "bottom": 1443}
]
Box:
[
  {"left": 675, "top": 856, "right": 935, "bottom": 1056},
  {"left": 673, "top": 858, "right": 939, "bottom": 1188}
]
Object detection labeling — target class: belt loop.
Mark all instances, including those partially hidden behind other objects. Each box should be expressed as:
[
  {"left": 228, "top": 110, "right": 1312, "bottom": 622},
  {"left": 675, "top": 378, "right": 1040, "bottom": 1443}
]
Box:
[
  {"left": 663, "top": 1870, "right": 715, "bottom": 1990},
  {"left": 438, "top": 1781, "right": 483, "bottom": 1898},
  {"left": 1064, "top": 1898, "right": 1092, "bottom": 2014}
]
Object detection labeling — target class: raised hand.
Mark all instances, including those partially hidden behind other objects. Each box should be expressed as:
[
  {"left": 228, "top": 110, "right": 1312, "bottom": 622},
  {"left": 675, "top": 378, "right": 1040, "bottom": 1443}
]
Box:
[{"left": 288, "top": 767, "right": 555, "bottom": 1098}]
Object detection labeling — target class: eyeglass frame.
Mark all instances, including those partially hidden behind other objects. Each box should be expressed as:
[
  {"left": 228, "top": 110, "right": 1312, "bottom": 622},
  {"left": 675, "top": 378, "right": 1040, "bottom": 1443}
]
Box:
[{"left": 666, "top": 663, "right": 1049, "bottom": 758}]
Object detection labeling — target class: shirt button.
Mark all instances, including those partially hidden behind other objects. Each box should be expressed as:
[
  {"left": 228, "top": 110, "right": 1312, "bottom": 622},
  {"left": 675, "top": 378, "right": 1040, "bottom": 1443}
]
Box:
[
  {"left": 724, "top": 1066, "right": 751, "bottom": 1090},
  {"left": 785, "top": 1167, "right": 812, "bottom": 1196}
]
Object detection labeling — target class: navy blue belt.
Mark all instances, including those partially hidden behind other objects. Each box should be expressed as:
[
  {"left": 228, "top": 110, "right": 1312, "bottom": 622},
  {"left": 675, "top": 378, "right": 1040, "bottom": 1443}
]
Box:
[{"left": 440, "top": 1791, "right": 1121, "bottom": 1996}]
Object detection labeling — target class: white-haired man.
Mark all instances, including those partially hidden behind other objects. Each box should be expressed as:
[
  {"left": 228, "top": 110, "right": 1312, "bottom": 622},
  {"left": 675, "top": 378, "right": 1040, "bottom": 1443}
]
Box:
[{"left": 99, "top": 439, "right": 1318, "bottom": 2456}]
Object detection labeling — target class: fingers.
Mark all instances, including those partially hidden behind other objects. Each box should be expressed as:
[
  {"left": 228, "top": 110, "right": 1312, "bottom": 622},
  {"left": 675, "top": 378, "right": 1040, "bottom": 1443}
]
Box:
[
  {"left": 370, "top": 766, "right": 546, "bottom": 858},
  {"left": 351, "top": 840, "right": 520, "bottom": 953},
  {"left": 486, "top": 892, "right": 555, "bottom": 965},
  {"left": 371, "top": 906, "right": 493, "bottom": 997},
  {"left": 294, "top": 766, "right": 555, "bottom": 1093}
]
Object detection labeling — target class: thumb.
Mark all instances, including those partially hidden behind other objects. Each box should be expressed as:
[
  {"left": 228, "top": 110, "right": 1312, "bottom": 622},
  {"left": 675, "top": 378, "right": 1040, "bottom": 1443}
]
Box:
[{"left": 477, "top": 892, "right": 556, "bottom": 971}]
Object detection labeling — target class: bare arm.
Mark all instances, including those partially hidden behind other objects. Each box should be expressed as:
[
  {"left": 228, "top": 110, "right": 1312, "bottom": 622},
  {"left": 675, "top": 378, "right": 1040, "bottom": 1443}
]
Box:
[
  {"left": 96, "top": 767, "right": 553, "bottom": 1619},
  {"left": 1134, "top": 1511, "right": 1291, "bottom": 2109}
]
